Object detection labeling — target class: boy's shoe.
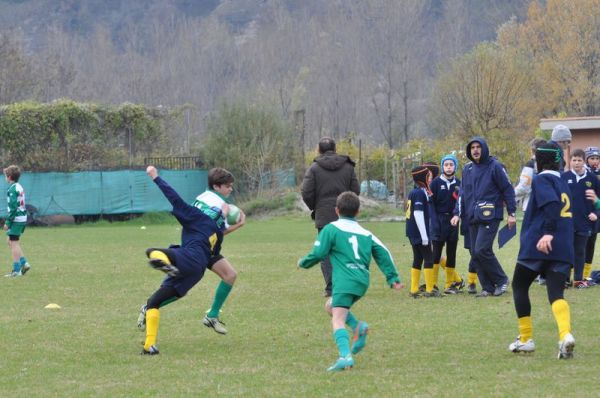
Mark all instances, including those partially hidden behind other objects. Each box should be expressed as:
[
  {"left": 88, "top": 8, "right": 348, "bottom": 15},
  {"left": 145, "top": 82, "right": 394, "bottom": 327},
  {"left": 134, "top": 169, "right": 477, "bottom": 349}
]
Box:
[
  {"left": 536, "top": 275, "right": 546, "bottom": 285},
  {"left": 584, "top": 278, "right": 597, "bottom": 287},
  {"left": 423, "top": 290, "right": 443, "bottom": 298},
  {"left": 418, "top": 284, "right": 439, "bottom": 293},
  {"left": 21, "top": 263, "right": 31, "bottom": 275},
  {"left": 573, "top": 280, "right": 590, "bottom": 289},
  {"left": 148, "top": 258, "right": 179, "bottom": 277},
  {"left": 444, "top": 286, "right": 458, "bottom": 295},
  {"left": 475, "top": 290, "right": 492, "bottom": 298},
  {"left": 408, "top": 292, "right": 422, "bottom": 299},
  {"left": 557, "top": 333, "right": 575, "bottom": 359},
  {"left": 452, "top": 279, "right": 465, "bottom": 292},
  {"left": 202, "top": 315, "right": 228, "bottom": 335},
  {"left": 141, "top": 345, "right": 160, "bottom": 355},
  {"left": 4, "top": 270, "right": 22, "bottom": 277},
  {"left": 137, "top": 305, "right": 147, "bottom": 331},
  {"left": 493, "top": 280, "right": 509, "bottom": 296},
  {"left": 351, "top": 321, "right": 369, "bottom": 355},
  {"left": 509, "top": 336, "right": 535, "bottom": 353},
  {"left": 327, "top": 355, "right": 354, "bottom": 372},
  {"left": 467, "top": 283, "right": 477, "bottom": 294}
]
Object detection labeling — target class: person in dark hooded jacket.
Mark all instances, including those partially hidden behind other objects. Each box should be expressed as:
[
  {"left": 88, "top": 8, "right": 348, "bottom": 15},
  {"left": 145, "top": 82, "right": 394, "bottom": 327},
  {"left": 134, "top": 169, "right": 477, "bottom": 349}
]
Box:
[
  {"left": 451, "top": 137, "right": 517, "bottom": 297},
  {"left": 301, "top": 137, "right": 360, "bottom": 297}
]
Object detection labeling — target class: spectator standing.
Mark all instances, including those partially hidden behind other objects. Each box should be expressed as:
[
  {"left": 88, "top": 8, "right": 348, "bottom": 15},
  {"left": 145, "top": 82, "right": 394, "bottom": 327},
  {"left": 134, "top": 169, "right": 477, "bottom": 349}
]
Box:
[{"left": 301, "top": 137, "right": 360, "bottom": 297}]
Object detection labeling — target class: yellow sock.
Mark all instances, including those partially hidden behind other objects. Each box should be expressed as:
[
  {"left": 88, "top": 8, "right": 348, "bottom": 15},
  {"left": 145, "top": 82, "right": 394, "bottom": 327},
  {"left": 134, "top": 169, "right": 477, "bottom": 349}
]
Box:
[
  {"left": 445, "top": 267, "right": 454, "bottom": 289},
  {"left": 149, "top": 250, "right": 171, "bottom": 264},
  {"left": 410, "top": 268, "right": 421, "bottom": 294},
  {"left": 517, "top": 316, "right": 533, "bottom": 342},
  {"left": 551, "top": 299, "right": 571, "bottom": 341},
  {"left": 433, "top": 264, "right": 440, "bottom": 287},
  {"left": 424, "top": 268, "right": 434, "bottom": 292},
  {"left": 144, "top": 308, "right": 160, "bottom": 350},
  {"left": 468, "top": 272, "right": 478, "bottom": 285},
  {"left": 584, "top": 263, "right": 592, "bottom": 279},
  {"left": 453, "top": 269, "right": 463, "bottom": 284}
]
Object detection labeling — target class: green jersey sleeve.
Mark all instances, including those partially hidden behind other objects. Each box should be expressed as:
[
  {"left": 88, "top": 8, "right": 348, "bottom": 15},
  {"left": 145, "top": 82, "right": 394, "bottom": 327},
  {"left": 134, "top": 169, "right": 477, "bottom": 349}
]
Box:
[
  {"left": 298, "top": 225, "right": 334, "bottom": 269},
  {"left": 371, "top": 235, "right": 401, "bottom": 286}
]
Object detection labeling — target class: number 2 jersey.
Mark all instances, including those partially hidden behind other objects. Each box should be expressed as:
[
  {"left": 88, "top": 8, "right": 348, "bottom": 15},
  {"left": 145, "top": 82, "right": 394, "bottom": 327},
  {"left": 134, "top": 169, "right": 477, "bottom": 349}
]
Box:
[
  {"left": 518, "top": 170, "right": 574, "bottom": 265},
  {"left": 299, "top": 217, "right": 400, "bottom": 297}
]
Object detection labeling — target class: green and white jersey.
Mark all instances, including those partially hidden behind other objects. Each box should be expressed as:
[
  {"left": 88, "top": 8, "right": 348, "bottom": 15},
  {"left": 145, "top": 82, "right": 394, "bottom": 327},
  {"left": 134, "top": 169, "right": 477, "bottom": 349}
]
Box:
[
  {"left": 299, "top": 217, "right": 400, "bottom": 297},
  {"left": 6, "top": 182, "right": 27, "bottom": 226},
  {"left": 192, "top": 190, "right": 228, "bottom": 229}
]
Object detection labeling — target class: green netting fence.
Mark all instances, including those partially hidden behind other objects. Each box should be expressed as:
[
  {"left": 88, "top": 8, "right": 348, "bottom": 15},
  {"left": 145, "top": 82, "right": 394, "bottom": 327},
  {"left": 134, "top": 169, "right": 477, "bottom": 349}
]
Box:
[{"left": 0, "top": 170, "right": 207, "bottom": 217}]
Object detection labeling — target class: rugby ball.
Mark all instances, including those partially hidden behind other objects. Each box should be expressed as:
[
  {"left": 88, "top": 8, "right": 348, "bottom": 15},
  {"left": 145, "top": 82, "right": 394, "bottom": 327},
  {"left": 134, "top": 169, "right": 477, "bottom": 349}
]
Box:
[{"left": 227, "top": 204, "right": 241, "bottom": 225}]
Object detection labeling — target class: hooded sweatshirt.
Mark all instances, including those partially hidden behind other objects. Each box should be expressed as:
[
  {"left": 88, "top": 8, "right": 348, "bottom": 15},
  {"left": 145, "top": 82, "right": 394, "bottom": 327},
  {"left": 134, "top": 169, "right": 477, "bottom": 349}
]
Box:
[
  {"left": 460, "top": 137, "right": 517, "bottom": 224},
  {"left": 301, "top": 151, "right": 360, "bottom": 229}
]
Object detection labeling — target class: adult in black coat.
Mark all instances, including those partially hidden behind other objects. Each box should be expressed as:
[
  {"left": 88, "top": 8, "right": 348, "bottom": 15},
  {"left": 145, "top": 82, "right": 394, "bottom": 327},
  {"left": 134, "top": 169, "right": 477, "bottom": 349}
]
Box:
[{"left": 301, "top": 137, "right": 360, "bottom": 296}]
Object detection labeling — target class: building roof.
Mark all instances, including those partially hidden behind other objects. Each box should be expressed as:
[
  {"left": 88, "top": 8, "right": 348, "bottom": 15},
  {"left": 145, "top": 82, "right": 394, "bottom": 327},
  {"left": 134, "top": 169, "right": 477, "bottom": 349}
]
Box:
[{"left": 540, "top": 116, "right": 600, "bottom": 131}]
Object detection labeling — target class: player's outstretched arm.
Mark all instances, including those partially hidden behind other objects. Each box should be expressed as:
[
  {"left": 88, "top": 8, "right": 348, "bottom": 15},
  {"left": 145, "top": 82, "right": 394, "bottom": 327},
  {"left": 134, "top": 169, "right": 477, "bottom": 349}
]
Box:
[{"left": 147, "top": 165, "right": 197, "bottom": 219}]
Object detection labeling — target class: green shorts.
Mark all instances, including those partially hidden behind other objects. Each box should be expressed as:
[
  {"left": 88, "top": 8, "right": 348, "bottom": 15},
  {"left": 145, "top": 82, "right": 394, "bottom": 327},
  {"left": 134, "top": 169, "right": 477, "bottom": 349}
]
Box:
[
  {"left": 6, "top": 222, "right": 26, "bottom": 240},
  {"left": 331, "top": 292, "right": 361, "bottom": 309}
]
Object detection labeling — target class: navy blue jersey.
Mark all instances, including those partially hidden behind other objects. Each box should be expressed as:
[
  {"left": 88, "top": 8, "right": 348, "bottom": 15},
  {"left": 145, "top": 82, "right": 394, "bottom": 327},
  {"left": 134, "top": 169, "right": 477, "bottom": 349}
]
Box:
[
  {"left": 430, "top": 176, "right": 460, "bottom": 241},
  {"left": 518, "top": 171, "right": 574, "bottom": 264},
  {"left": 153, "top": 177, "right": 223, "bottom": 273},
  {"left": 561, "top": 170, "right": 598, "bottom": 234},
  {"left": 406, "top": 187, "right": 430, "bottom": 245}
]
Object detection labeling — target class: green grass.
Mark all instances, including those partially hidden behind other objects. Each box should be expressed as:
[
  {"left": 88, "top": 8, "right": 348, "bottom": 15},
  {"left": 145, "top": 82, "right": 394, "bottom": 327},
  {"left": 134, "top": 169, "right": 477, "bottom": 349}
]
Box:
[{"left": 2, "top": 216, "right": 599, "bottom": 397}]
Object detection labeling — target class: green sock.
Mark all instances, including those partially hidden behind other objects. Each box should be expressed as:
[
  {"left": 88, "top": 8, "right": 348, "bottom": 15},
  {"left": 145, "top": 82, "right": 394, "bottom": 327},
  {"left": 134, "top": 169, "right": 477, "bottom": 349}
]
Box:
[
  {"left": 207, "top": 281, "right": 233, "bottom": 318},
  {"left": 345, "top": 311, "right": 358, "bottom": 331},
  {"left": 333, "top": 328, "right": 351, "bottom": 357},
  {"left": 19, "top": 256, "right": 27, "bottom": 266},
  {"left": 12, "top": 262, "right": 20, "bottom": 272}
]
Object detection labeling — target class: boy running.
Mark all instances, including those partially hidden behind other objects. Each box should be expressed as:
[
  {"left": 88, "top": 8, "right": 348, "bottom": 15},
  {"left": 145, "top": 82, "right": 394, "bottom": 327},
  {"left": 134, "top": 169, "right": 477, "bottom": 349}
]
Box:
[
  {"left": 298, "top": 191, "right": 403, "bottom": 371},
  {"left": 193, "top": 168, "right": 245, "bottom": 334}
]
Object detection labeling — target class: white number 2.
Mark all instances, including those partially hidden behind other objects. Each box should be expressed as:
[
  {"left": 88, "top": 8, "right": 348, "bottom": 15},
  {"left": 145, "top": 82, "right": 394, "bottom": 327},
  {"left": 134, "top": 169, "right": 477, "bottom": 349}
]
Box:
[{"left": 348, "top": 235, "right": 360, "bottom": 259}]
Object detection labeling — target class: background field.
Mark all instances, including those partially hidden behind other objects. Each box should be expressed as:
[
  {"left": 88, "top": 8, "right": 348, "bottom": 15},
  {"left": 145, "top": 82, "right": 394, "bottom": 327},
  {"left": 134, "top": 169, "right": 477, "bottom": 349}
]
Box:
[{"left": 1, "top": 215, "right": 599, "bottom": 397}]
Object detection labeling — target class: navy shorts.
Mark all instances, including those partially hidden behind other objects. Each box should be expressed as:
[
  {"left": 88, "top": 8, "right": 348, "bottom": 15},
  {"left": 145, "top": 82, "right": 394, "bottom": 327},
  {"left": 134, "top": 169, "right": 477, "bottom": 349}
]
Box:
[{"left": 517, "top": 259, "right": 571, "bottom": 277}]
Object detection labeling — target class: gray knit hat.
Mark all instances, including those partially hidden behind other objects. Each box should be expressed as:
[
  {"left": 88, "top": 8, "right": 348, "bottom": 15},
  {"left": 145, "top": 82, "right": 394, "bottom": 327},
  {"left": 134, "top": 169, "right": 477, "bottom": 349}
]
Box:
[{"left": 551, "top": 124, "right": 572, "bottom": 142}]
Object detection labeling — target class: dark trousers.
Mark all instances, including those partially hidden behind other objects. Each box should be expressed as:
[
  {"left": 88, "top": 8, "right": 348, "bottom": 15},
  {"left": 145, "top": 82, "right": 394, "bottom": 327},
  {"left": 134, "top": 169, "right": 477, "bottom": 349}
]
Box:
[
  {"left": 573, "top": 233, "right": 588, "bottom": 281},
  {"left": 469, "top": 221, "right": 508, "bottom": 293},
  {"left": 432, "top": 240, "right": 458, "bottom": 267},
  {"left": 585, "top": 232, "right": 596, "bottom": 264},
  {"left": 317, "top": 227, "right": 332, "bottom": 296}
]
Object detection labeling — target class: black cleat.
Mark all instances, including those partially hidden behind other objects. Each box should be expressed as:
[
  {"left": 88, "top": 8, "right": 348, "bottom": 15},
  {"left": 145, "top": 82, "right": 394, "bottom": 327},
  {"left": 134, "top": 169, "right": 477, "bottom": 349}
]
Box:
[{"left": 148, "top": 259, "right": 179, "bottom": 277}]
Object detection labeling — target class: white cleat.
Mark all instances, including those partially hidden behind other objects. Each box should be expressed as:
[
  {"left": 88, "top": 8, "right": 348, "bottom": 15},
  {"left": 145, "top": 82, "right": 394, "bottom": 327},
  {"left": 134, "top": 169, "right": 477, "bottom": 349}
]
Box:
[
  {"left": 509, "top": 336, "right": 535, "bottom": 353},
  {"left": 558, "top": 333, "right": 575, "bottom": 359},
  {"left": 202, "top": 315, "right": 228, "bottom": 335}
]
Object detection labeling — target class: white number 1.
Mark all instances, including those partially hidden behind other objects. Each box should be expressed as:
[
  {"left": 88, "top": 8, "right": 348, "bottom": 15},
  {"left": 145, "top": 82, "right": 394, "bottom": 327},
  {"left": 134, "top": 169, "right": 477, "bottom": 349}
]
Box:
[{"left": 348, "top": 235, "right": 360, "bottom": 259}]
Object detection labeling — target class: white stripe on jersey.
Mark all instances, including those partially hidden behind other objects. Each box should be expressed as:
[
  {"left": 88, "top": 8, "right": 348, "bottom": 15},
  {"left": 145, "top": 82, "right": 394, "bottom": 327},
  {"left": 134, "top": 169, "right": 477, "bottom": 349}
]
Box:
[
  {"left": 196, "top": 190, "right": 225, "bottom": 208},
  {"left": 330, "top": 218, "right": 394, "bottom": 261}
]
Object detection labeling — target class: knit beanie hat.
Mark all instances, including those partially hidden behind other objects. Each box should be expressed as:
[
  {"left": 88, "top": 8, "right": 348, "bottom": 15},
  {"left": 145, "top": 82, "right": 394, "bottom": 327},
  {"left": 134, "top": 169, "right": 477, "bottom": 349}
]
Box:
[
  {"left": 585, "top": 146, "right": 600, "bottom": 160},
  {"left": 551, "top": 124, "right": 572, "bottom": 142},
  {"left": 422, "top": 162, "right": 439, "bottom": 179}
]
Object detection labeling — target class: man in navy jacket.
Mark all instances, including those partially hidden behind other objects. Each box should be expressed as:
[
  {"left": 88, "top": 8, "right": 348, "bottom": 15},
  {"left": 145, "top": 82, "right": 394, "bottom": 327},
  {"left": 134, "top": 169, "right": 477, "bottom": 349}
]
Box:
[{"left": 451, "top": 137, "right": 517, "bottom": 297}]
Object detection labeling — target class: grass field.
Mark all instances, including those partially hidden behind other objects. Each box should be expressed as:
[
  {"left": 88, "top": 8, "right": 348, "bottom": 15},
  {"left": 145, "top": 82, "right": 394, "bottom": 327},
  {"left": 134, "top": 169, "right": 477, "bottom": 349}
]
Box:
[{"left": 2, "top": 214, "right": 599, "bottom": 397}]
